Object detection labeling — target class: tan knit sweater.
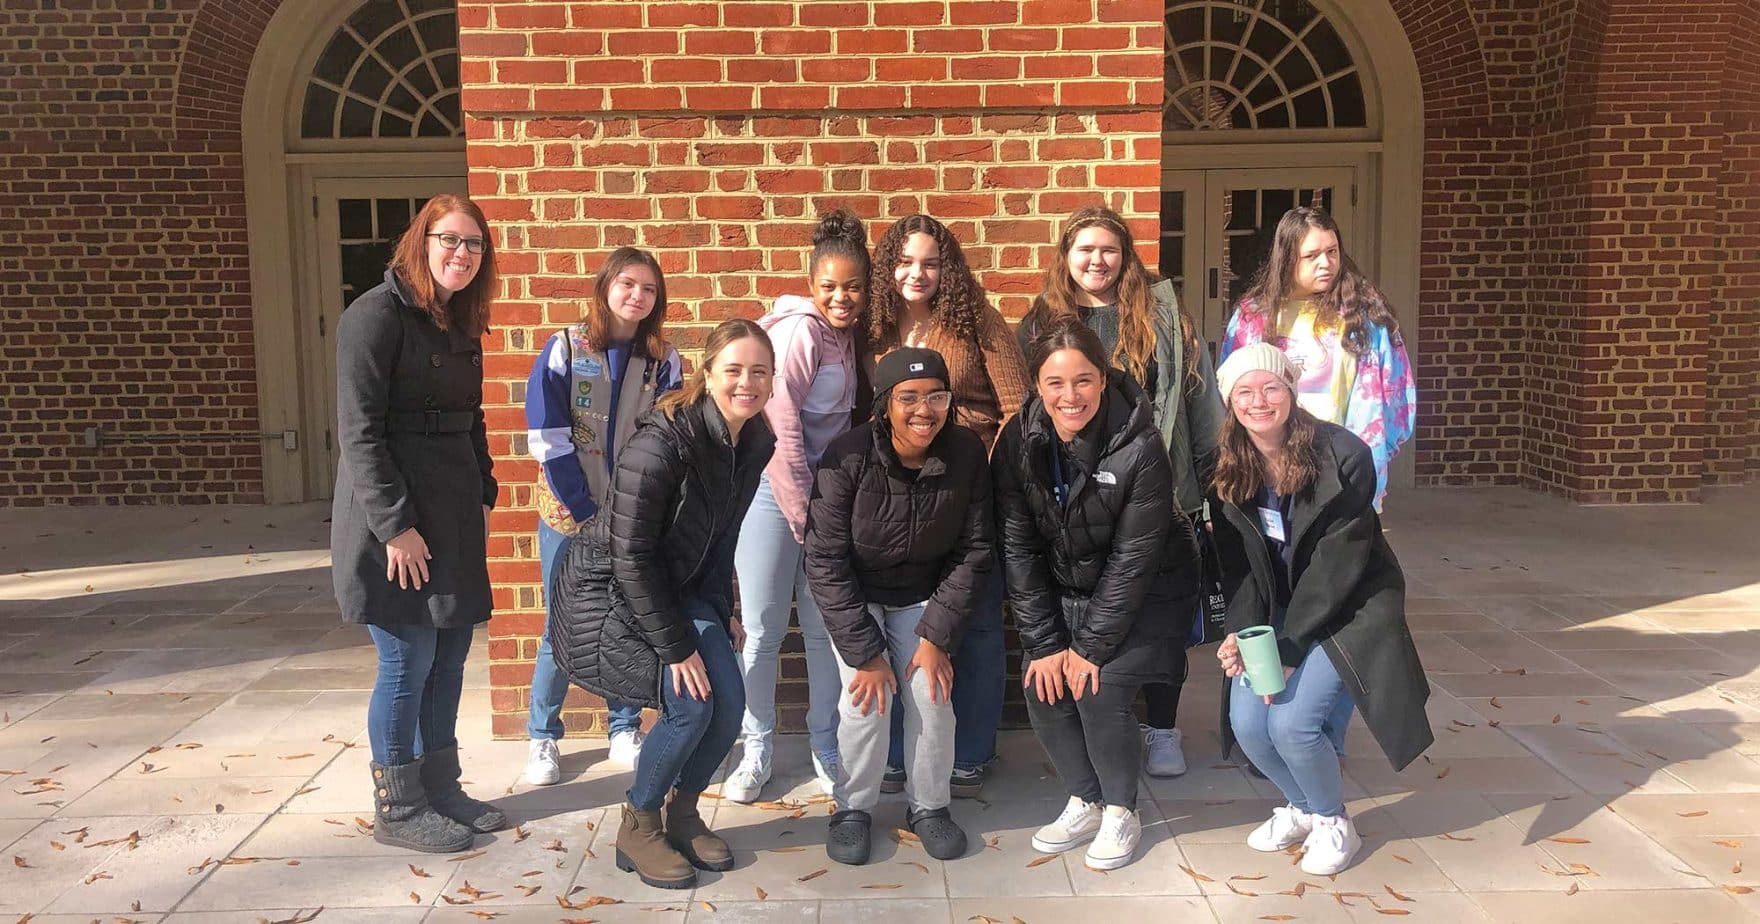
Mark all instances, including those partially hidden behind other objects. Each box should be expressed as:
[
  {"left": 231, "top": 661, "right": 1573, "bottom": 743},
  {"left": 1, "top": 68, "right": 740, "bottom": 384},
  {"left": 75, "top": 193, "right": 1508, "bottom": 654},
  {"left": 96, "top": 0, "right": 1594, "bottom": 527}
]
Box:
[{"left": 865, "top": 304, "right": 1030, "bottom": 453}]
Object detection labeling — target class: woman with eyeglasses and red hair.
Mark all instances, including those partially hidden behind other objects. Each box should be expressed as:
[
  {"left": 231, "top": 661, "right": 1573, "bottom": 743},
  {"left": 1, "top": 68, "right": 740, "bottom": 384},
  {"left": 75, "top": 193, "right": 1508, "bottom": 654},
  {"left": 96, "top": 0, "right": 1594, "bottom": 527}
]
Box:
[{"left": 331, "top": 194, "right": 505, "bottom": 854}]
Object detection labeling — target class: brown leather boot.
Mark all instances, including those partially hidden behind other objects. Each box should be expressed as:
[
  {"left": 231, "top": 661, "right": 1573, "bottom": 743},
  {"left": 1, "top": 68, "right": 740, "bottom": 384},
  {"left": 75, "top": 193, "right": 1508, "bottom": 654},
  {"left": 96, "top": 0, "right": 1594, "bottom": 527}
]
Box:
[
  {"left": 664, "top": 789, "right": 734, "bottom": 871},
  {"left": 614, "top": 803, "right": 696, "bottom": 889}
]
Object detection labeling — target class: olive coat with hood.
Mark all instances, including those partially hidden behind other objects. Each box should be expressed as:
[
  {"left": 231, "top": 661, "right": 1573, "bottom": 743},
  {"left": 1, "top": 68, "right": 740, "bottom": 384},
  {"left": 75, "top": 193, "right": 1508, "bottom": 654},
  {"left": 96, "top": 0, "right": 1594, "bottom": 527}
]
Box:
[
  {"left": 331, "top": 269, "right": 497, "bottom": 629},
  {"left": 992, "top": 370, "right": 1201, "bottom": 683},
  {"left": 803, "top": 387, "right": 994, "bottom": 669},
  {"left": 1211, "top": 422, "right": 1432, "bottom": 771},
  {"left": 548, "top": 395, "right": 775, "bottom": 709}
]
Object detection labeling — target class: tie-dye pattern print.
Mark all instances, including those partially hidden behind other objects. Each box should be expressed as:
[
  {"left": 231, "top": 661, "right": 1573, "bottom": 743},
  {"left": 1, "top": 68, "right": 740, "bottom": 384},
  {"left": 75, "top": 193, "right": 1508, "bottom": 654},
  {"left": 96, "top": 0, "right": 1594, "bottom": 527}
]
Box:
[{"left": 1222, "top": 299, "right": 1415, "bottom": 510}]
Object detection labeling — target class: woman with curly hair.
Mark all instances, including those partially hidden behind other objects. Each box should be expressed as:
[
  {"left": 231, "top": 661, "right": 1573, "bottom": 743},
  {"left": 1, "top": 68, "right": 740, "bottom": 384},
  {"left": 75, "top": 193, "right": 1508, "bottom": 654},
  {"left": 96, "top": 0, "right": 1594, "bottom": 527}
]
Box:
[
  {"left": 1017, "top": 207, "right": 1225, "bottom": 780},
  {"left": 864, "top": 213, "right": 1029, "bottom": 799}
]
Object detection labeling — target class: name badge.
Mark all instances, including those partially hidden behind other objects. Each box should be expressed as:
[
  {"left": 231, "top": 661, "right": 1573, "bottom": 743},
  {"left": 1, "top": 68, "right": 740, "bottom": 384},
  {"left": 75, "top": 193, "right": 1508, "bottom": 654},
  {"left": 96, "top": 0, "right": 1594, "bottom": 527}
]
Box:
[
  {"left": 1094, "top": 470, "right": 1117, "bottom": 485},
  {"left": 1259, "top": 507, "right": 1287, "bottom": 543}
]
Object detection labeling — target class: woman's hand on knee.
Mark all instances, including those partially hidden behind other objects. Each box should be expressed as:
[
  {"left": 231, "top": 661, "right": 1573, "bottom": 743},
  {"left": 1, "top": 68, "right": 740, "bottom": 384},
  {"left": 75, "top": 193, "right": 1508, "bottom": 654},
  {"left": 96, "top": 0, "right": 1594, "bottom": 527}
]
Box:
[
  {"left": 1063, "top": 651, "right": 1101, "bottom": 701},
  {"left": 671, "top": 652, "right": 712, "bottom": 701},
  {"left": 729, "top": 616, "right": 747, "bottom": 651},
  {"left": 847, "top": 656, "right": 897, "bottom": 717},
  {"left": 1023, "top": 651, "right": 1068, "bottom": 704},
  {"left": 905, "top": 639, "right": 953, "bottom": 705}
]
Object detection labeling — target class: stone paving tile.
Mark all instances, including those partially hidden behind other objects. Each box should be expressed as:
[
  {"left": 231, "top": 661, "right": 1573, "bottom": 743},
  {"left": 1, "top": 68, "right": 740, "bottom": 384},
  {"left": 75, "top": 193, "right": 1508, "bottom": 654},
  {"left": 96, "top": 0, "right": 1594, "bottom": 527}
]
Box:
[{"left": 4, "top": 491, "right": 1760, "bottom": 919}]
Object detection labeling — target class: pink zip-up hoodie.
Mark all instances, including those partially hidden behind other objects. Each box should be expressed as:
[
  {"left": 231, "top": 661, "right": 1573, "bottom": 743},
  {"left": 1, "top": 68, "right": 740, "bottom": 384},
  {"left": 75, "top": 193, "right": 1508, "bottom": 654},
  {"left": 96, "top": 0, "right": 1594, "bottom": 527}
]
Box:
[{"left": 758, "top": 295, "right": 858, "bottom": 543}]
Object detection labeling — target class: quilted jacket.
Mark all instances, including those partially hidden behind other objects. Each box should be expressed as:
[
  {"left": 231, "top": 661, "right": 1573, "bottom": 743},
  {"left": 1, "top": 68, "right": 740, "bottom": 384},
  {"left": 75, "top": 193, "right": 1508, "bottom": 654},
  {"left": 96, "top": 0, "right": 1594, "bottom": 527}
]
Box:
[
  {"left": 549, "top": 395, "right": 775, "bottom": 708},
  {"left": 992, "top": 370, "right": 1201, "bottom": 681},
  {"left": 803, "top": 418, "right": 994, "bottom": 668}
]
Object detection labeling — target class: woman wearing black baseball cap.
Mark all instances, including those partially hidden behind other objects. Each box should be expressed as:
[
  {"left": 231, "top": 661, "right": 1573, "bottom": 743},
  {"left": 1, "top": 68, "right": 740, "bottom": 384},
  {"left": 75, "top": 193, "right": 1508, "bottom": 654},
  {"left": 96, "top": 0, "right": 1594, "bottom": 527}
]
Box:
[{"left": 804, "top": 347, "right": 994, "bottom": 865}]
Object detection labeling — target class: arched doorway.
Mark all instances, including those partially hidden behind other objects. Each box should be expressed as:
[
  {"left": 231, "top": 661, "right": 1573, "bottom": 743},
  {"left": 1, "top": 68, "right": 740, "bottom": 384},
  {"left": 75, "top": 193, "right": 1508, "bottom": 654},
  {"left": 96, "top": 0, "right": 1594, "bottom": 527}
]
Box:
[
  {"left": 1159, "top": 0, "right": 1422, "bottom": 483},
  {"left": 243, "top": 0, "right": 469, "bottom": 503}
]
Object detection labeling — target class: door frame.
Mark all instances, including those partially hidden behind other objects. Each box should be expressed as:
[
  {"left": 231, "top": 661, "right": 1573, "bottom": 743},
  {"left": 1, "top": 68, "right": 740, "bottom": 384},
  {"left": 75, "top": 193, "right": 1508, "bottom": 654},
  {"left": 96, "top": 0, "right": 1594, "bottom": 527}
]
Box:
[{"left": 299, "top": 172, "right": 467, "bottom": 496}]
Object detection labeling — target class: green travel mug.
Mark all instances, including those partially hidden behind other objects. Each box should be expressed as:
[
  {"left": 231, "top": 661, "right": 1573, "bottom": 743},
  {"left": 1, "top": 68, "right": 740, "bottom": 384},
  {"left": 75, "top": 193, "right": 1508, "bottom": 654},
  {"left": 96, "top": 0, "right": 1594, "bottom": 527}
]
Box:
[{"left": 1234, "top": 626, "right": 1287, "bottom": 697}]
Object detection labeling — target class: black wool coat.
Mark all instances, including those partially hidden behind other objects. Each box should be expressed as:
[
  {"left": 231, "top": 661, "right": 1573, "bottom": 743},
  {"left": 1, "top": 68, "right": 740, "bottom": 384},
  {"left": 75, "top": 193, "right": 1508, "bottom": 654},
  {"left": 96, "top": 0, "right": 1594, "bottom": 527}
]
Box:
[
  {"left": 1212, "top": 423, "right": 1433, "bottom": 771},
  {"left": 549, "top": 396, "right": 775, "bottom": 709},
  {"left": 331, "top": 270, "right": 497, "bottom": 629},
  {"left": 992, "top": 371, "right": 1201, "bottom": 682},
  {"left": 803, "top": 419, "right": 994, "bottom": 668}
]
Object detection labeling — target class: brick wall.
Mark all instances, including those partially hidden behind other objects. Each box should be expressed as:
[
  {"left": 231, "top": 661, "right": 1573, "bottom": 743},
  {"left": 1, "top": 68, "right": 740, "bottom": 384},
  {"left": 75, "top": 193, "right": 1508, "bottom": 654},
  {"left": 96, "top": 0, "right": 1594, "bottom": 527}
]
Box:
[
  {"left": 0, "top": 0, "right": 274, "bottom": 505},
  {"left": 458, "top": 0, "right": 1166, "bottom": 737}
]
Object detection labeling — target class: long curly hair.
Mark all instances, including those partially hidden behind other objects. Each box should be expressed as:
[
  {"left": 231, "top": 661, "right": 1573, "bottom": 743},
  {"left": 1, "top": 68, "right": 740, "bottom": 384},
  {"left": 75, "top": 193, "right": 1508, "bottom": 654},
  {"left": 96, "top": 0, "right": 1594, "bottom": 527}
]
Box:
[
  {"left": 1025, "top": 206, "right": 1200, "bottom": 388},
  {"left": 1237, "top": 206, "right": 1401, "bottom": 360},
  {"left": 867, "top": 214, "right": 988, "bottom": 348}
]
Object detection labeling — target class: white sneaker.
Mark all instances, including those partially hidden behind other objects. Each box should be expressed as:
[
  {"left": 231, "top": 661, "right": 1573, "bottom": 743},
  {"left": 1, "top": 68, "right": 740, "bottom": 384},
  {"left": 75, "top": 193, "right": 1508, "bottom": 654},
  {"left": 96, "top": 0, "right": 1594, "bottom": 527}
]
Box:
[
  {"left": 524, "top": 738, "right": 561, "bottom": 786},
  {"left": 721, "top": 752, "right": 770, "bottom": 804},
  {"left": 811, "top": 749, "right": 842, "bottom": 796},
  {"left": 1031, "top": 795, "right": 1104, "bottom": 853},
  {"left": 1084, "top": 805, "right": 1142, "bottom": 870},
  {"left": 1299, "top": 814, "right": 1362, "bottom": 876},
  {"left": 1246, "top": 804, "right": 1313, "bottom": 852},
  {"left": 1142, "top": 725, "right": 1188, "bottom": 777},
  {"left": 607, "top": 728, "right": 644, "bottom": 769}
]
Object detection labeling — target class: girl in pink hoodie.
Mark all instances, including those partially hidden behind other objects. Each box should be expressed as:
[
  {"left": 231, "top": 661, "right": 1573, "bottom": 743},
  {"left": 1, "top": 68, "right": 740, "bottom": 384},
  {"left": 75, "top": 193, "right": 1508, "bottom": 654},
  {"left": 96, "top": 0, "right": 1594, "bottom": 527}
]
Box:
[{"left": 725, "top": 210, "right": 871, "bottom": 803}]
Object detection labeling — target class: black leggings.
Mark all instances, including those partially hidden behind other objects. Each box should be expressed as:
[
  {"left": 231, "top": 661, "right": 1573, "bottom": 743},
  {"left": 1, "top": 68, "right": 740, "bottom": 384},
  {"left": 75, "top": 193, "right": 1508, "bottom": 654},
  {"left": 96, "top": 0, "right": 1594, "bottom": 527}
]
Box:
[
  {"left": 1026, "top": 677, "right": 1144, "bottom": 810},
  {"left": 1140, "top": 644, "right": 1190, "bottom": 730}
]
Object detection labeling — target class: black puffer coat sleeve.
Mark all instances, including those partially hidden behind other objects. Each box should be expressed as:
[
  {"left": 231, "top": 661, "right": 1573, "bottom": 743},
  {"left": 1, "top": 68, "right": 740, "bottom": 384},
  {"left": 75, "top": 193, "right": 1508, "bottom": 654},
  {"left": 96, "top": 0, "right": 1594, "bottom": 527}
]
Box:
[
  {"left": 1278, "top": 435, "right": 1379, "bottom": 665},
  {"left": 993, "top": 420, "right": 1067, "bottom": 660},
  {"left": 608, "top": 426, "right": 697, "bottom": 666},
  {"left": 1073, "top": 441, "right": 1174, "bottom": 667},
  {"left": 805, "top": 446, "right": 883, "bottom": 668},
  {"left": 919, "top": 437, "right": 993, "bottom": 653}
]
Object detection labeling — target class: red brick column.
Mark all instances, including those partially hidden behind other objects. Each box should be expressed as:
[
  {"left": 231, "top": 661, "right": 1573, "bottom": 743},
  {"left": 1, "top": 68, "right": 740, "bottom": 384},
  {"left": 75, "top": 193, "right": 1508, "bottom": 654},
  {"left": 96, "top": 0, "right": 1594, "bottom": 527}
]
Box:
[{"left": 459, "top": 0, "right": 1166, "bottom": 738}]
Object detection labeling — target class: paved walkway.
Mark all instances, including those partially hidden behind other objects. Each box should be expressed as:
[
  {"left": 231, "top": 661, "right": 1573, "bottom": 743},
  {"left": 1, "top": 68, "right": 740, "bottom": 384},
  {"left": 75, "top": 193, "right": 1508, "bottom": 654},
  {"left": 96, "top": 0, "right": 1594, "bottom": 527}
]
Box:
[{"left": 3, "top": 487, "right": 1760, "bottom": 922}]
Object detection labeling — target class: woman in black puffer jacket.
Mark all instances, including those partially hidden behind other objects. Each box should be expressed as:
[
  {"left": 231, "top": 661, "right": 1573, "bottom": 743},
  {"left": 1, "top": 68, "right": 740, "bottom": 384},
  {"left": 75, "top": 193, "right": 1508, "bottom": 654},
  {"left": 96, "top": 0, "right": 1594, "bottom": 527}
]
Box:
[
  {"left": 804, "top": 347, "right": 992, "bottom": 866},
  {"left": 551, "top": 319, "right": 775, "bottom": 891},
  {"left": 994, "top": 317, "right": 1200, "bottom": 872}
]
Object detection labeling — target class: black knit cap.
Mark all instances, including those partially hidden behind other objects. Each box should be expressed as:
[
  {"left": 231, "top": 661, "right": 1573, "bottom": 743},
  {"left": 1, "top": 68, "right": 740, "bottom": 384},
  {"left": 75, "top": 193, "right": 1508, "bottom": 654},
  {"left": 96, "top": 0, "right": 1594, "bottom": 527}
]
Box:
[{"left": 872, "top": 347, "right": 950, "bottom": 397}]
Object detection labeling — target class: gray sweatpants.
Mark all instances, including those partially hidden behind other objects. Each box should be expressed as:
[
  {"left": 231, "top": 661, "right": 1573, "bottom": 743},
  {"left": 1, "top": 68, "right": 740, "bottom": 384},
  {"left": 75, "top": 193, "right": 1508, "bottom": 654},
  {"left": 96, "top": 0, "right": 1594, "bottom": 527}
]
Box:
[{"left": 832, "top": 601, "right": 955, "bottom": 813}]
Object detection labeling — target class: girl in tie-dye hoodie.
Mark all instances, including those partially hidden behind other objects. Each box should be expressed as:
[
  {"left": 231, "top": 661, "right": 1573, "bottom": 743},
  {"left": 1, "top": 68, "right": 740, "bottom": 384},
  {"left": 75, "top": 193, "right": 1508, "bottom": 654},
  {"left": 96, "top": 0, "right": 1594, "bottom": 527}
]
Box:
[{"left": 1220, "top": 207, "right": 1414, "bottom": 512}]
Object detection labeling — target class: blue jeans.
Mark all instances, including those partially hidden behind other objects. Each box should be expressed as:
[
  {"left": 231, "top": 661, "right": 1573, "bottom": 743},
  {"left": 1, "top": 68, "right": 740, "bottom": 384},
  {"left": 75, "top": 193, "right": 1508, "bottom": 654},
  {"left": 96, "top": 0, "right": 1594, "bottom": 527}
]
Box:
[
  {"left": 367, "top": 622, "right": 474, "bottom": 766},
  {"left": 1229, "top": 643, "right": 1349, "bottom": 819},
  {"left": 888, "top": 560, "right": 1005, "bottom": 772},
  {"left": 627, "top": 602, "right": 746, "bottom": 811},
  {"left": 531, "top": 521, "right": 641, "bottom": 740},
  {"left": 733, "top": 477, "right": 841, "bottom": 759}
]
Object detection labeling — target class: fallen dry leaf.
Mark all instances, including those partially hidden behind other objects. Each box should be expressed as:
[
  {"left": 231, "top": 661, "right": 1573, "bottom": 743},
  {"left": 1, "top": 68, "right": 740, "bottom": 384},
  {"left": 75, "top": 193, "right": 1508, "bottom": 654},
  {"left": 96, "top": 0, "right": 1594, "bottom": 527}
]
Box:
[
  {"left": 514, "top": 884, "right": 539, "bottom": 897},
  {"left": 1438, "top": 833, "right": 1475, "bottom": 842},
  {"left": 447, "top": 850, "right": 487, "bottom": 862},
  {"left": 700, "top": 901, "right": 716, "bottom": 912},
  {"left": 542, "top": 839, "right": 566, "bottom": 852},
  {"left": 1260, "top": 916, "right": 1297, "bottom": 922},
  {"left": 408, "top": 892, "right": 420, "bottom": 904},
  {"left": 894, "top": 828, "right": 922, "bottom": 845},
  {"left": 768, "top": 846, "right": 806, "bottom": 853},
  {"left": 1375, "top": 910, "right": 1412, "bottom": 917},
  {"left": 1548, "top": 836, "right": 1591, "bottom": 845},
  {"left": 1566, "top": 881, "right": 1580, "bottom": 895},
  {"left": 755, "top": 886, "right": 768, "bottom": 900},
  {"left": 1391, "top": 853, "right": 1412, "bottom": 864},
  {"left": 862, "top": 883, "right": 903, "bottom": 889},
  {"left": 408, "top": 864, "right": 430, "bottom": 878},
  {"left": 83, "top": 870, "right": 113, "bottom": 884},
  {"left": 1726, "top": 884, "right": 1756, "bottom": 895},
  {"left": 1716, "top": 839, "right": 1745, "bottom": 849},
  {"left": 260, "top": 909, "right": 324, "bottom": 924},
  {"left": 13, "top": 856, "right": 31, "bottom": 869},
  {"left": 556, "top": 894, "right": 621, "bottom": 910},
  {"left": 902, "top": 860, "right": 929, "bottom": 873},
  {"left": 279, "top": 753, "right": 315, "bottom": 761},
  {"left": 1435, "top": 766, "right": 1451, "bottom": 780},
  {"left": 1678, "top": 810, "right": 1710, "bottom": 818},
  {"left": 466, "top": 913, "right": 501, "bottom": 921},
  {"left": 513, "top": 826, "right": 529, "bottom": 842},
  {"left": 798, "top": 868, "right": 828, "bottom": 882},
  {"left": 1179, "top": 864, "right": 1214, "bottom": 882},
  {"left": 1025, "top": 854, "right": 1057, "bottom": 868}
]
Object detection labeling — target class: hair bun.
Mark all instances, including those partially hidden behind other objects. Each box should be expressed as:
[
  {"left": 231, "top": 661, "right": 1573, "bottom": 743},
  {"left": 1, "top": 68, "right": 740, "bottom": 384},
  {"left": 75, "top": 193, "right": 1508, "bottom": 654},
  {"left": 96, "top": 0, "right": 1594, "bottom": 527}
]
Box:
[{"left": 812, "top": 208, "right": 866, "bottom": 248}]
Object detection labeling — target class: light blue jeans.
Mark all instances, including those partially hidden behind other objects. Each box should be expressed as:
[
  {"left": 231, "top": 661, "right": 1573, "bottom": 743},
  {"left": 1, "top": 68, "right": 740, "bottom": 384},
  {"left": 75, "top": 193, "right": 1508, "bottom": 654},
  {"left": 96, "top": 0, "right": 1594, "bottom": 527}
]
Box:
[
  {"left": 1229, "top": 642, "right": 1349, "bottom": 819},
  {"left": 530, "top": 521, "right": 641, "bottom": 740},
  {"left": 733, "top": 477, "right": 841, "bottom": 760}
]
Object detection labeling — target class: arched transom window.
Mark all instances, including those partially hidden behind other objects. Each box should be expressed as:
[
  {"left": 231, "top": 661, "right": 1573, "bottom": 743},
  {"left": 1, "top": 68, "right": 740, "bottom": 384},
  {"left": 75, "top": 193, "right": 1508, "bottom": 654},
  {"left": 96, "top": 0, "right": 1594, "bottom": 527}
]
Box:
[
  {"left": 1163, "top": 0, "right": 1368, "bottom": 133},
  {"left": 300, "top": 0, "right": 461, "bottom": 141}
]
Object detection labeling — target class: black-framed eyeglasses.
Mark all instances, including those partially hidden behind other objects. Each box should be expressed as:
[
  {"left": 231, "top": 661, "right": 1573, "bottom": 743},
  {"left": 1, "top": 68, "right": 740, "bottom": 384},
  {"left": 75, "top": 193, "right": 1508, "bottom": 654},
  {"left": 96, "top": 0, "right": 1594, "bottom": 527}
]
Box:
[
  {"left": 892, "top": 390, "right": 952, "bottom": 411},
  {"left": 428, "top": 232, "right": 486, "bottom": 254}
]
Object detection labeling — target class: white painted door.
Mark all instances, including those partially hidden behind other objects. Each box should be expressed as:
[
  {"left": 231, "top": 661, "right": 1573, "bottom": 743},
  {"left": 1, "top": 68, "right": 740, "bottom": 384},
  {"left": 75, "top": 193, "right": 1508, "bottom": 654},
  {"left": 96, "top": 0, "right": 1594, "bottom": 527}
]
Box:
[
  {"left": 303, "top": 176, "right": 465, "bottom": 497},
  {"left": 1160, "top": 166, "right": 1358, "bottom": 360}
]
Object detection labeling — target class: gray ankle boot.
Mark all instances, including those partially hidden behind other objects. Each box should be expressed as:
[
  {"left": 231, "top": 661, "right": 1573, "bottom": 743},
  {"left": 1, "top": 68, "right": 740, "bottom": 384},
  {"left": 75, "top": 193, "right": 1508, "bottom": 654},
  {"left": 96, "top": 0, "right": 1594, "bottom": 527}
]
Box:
[
  {"left": 371, "top": 759, "right": 474, "bottom": 853},
  {"left": 420, "top": 744, "right": 508, "bottom": 833}
]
